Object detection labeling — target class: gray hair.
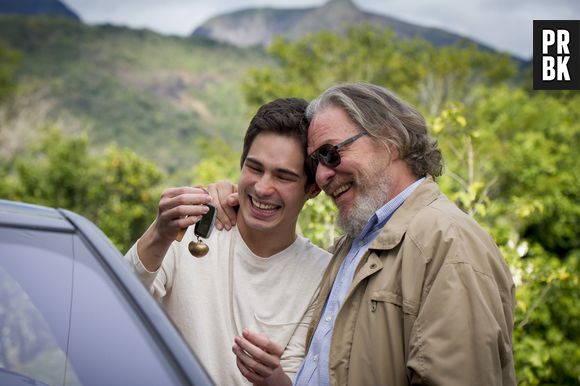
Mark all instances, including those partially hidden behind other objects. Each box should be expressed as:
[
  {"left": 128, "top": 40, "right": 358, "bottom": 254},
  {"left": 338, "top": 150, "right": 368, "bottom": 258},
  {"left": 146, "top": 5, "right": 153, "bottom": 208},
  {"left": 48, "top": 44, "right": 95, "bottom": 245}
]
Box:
[{"left": 306, "top": 82, "right": 443, "bottom": 178}]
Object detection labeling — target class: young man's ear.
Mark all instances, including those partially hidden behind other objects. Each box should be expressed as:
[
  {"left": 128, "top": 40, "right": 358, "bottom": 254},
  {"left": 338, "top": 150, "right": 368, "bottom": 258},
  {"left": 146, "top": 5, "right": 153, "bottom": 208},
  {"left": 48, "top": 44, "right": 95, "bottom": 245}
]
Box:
[{"left": 306, "top": 184, "right": 321, "bottom": 199}]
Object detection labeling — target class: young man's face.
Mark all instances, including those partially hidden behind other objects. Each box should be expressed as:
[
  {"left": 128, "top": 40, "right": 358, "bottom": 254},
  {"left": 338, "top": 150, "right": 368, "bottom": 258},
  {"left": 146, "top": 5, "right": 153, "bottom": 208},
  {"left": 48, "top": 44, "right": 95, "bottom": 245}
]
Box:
[{"left": 238, "top": 132, "right": 314, "bottom": 236}]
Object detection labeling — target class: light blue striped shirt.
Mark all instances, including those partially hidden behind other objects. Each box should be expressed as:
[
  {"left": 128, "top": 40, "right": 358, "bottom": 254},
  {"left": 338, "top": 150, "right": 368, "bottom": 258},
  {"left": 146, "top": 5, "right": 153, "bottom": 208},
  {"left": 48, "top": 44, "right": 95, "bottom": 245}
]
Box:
[{"left": 294, "top": 178, "right": 424, "bottom": 386}]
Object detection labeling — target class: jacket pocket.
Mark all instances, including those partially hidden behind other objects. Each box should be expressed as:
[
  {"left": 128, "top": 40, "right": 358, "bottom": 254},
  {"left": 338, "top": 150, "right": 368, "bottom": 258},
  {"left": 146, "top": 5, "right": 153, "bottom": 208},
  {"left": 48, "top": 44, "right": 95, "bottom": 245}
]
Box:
[
  {"left": 370, "top": 290, "right": 416, "bottom": 316},
  {"left": 370, "top": 289, "right": 401, "bottom": 308}
]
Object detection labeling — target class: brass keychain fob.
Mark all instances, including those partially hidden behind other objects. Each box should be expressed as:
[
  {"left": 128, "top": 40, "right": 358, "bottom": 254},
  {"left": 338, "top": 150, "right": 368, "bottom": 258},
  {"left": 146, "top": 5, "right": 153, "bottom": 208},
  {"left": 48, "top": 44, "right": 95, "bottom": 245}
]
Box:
[{"left": 175, "top": 204, "right": 217, "bottom": 258}]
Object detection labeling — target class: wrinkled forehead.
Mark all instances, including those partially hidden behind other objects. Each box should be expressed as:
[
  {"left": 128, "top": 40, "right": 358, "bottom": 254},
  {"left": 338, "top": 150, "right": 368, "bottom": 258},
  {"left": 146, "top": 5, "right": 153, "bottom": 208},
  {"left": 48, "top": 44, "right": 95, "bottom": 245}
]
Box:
[{"left": 307, "top": 106, "right": 359, "bottom": 154}]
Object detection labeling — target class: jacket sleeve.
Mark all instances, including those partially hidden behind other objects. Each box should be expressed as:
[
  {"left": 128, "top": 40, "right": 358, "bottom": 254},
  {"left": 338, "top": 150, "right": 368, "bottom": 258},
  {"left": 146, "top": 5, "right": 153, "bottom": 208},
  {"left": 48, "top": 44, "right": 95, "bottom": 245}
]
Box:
[{"left": 407, "top": 261, "right": 516, "bottom": 386}]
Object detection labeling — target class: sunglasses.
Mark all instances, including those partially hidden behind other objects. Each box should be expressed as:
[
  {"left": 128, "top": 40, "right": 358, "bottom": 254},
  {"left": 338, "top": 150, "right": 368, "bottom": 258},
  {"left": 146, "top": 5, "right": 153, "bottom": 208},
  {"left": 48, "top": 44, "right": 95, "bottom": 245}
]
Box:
[{"left": 309, "top": 132, "right": 367, "bottom": 169}]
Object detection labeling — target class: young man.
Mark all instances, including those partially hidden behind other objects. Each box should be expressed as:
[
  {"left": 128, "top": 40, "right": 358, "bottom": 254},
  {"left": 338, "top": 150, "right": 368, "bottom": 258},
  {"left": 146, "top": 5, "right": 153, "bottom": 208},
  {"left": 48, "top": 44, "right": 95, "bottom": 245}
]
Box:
[{"left": 124, "top": 98, "right": 331, "bottom": 386}]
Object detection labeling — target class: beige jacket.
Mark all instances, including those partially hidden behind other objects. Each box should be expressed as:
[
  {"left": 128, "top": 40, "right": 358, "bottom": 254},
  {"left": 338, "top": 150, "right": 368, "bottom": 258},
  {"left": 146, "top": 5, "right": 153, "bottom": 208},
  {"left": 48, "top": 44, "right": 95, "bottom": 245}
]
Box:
[{"left": 306, "top": 177, "right": 516, "bottom": 386}]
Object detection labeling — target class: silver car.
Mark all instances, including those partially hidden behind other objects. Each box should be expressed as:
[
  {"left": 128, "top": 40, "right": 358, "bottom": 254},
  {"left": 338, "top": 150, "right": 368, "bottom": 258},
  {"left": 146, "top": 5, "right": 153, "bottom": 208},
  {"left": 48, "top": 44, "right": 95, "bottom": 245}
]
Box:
[{"left": 0, "top": 199, "right": 214, "bottom": 386}]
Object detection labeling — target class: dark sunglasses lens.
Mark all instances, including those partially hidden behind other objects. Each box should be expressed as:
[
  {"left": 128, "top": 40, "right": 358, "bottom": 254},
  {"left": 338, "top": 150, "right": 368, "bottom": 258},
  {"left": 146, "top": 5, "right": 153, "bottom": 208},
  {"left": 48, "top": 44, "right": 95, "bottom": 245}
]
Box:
[{"left": 318, "top": 145, "right": 341, "bottom": 167}]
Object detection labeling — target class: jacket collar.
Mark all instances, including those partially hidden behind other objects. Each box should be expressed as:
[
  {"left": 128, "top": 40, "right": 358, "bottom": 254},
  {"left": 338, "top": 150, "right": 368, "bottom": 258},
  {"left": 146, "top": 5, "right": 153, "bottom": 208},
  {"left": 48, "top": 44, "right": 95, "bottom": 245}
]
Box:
[{"left": 368, "top": 176, "right": 441, "bottom": 251}]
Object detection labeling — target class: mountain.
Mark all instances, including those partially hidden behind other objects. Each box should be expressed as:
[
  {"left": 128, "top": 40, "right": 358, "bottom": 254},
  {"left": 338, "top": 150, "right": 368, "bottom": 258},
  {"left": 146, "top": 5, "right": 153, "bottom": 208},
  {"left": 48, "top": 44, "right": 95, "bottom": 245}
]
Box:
[
  {"left": 0, "top": 0, "right": 80, "bottom": 20},
  {"left": 193, "top": 0, "right": 496, "bottom": 52},
  {"left": 0, "top": 16, "right": 270, "bottom": 174}
]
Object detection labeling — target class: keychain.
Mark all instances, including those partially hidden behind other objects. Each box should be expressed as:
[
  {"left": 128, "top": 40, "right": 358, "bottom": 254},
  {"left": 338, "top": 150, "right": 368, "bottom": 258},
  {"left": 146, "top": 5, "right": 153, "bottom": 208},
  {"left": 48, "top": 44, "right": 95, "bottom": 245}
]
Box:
[
  {"left": 188, "top": 235, "right": 210, "bottom": 257},
  {"left": 175, "top": 204, "right": 217, "bottom": 258}
]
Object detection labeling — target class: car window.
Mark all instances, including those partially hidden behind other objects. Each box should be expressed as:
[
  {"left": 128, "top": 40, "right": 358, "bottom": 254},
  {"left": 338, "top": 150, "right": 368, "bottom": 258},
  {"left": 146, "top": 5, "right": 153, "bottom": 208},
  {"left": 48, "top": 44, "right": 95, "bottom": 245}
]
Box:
[
  {"left": 0, "top": 231, "right": 80, "bottom": 386},
  {"left": 67, "top": 231, "right": 185, "bottom": 385},
  {"left": 0, "top": 226, "right": 187, "bottom": 386}
]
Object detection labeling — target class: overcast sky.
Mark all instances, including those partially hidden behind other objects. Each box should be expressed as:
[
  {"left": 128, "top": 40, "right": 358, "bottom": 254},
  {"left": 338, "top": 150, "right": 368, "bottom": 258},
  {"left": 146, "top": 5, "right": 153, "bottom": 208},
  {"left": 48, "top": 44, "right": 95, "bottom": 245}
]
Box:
[{"left": 64, "top": 0, "right": 580, "bottom": 59}]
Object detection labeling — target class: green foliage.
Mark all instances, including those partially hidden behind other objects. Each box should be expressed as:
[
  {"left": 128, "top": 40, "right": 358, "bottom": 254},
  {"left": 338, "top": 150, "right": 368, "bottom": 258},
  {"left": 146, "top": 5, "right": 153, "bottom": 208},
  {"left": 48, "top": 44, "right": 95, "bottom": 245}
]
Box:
[
  {"left": 298, "top": 193, "right": 338, "bottom": 248},
  {"left": 0, "top": 15, "right": 271, "bottom": 172},
  {"left": 9, "top": 126, "right": 95, "bottom": 210},
  {"left": 188, "top": 137, "right": 241, "bottom": 186},
  {"left": 430, "top": 94, "right": 579, "bottom": 385},
  {"left": 242, "top": 26, "right": 413, "bottom": 106},
  {"left": 0, "top": 39, "right": 21, "bottom": 102},
  {"left": 89, "top": 144, "right": 165, "bottom": 250},
  {"left": 242, "top": 24, "right": 516, "bottom": 115},
  {"left": 507, "top": 249, "right": 580, "bottom": 385},
  {"left": 476, "top": 89, "right": 579, "bottom": 255},
  {"left": 1, "top": 126, "right": 164, "bottom": 251},
  {"left": 433, "top": 88, "right": 579, "bottom": 256}
]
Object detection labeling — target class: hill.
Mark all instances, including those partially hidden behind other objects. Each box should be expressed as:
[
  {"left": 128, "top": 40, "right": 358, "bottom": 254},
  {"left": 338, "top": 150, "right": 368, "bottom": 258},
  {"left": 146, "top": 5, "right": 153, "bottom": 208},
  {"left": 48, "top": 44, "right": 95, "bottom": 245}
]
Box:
[
  {"left": 193, "top": 0, "right": 499, "bottom": 53},
  {"left": 0, "top": 0, "right": 80, "bottom": 20},
  {"left": 0, "top": 16, "right": 271, "bottom": 174}
]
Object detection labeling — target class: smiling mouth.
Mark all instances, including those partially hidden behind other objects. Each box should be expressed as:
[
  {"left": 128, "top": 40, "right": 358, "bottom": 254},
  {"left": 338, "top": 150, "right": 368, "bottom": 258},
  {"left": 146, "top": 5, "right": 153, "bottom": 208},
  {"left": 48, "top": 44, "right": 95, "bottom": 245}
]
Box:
[
  {"left": 328, "top": 183, "right": 352, "bottom": 199},
  {"left": 250, "top": 196, "right": 281, "bottom": 212}
]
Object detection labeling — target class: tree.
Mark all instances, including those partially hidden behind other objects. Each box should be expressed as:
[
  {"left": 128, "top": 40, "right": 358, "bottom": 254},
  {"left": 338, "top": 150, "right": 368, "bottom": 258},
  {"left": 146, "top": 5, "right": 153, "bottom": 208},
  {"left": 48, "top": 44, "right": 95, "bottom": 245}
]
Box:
[
  {"left": 430, "top": 88, "right": 580, "bottom": 385},
  {"left": 0, "top": 40, "right": 21, "bottom": 102},
  {"left": 242, "top": 24, "right": 516, "bottom": 116},
  {"left": 189, "top": 137, "right": 241, "bottom": 185},
  {"left": 1, "top": 126, "right": 164, "bottom": 251}
]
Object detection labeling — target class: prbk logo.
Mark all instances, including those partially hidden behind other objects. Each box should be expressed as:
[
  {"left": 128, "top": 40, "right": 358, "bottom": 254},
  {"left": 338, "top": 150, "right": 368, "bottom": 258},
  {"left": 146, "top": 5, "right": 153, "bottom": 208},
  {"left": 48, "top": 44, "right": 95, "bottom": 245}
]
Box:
[{"left": 533, "top": 20, "right": 580, "bottom": 90}]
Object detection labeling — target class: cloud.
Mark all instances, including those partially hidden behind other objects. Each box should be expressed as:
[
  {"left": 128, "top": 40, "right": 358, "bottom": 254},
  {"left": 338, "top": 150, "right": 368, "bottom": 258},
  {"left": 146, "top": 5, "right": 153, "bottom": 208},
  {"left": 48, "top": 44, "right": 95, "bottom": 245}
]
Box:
[{"left": 359, "top": 0, "right": 580, "bottom": 58}]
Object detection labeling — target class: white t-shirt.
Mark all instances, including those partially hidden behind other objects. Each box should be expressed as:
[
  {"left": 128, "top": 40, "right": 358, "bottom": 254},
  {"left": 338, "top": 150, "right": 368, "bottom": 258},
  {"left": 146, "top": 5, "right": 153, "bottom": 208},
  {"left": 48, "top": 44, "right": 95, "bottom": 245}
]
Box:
[{"left": 125, "top": 226, "right": 331, "bottom": 386}]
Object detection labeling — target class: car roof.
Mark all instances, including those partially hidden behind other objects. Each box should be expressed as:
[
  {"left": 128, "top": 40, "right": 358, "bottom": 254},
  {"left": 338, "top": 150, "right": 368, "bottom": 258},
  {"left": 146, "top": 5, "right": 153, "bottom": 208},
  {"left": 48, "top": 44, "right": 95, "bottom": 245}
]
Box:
[{"left": 0, "top": 199, "right": 75, "bottom": 232}]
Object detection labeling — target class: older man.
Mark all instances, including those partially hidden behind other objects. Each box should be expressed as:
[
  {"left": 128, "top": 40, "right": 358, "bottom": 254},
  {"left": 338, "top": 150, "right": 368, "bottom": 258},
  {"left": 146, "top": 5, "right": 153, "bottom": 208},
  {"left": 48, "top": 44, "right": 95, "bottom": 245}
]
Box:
[{"left": 293, "top": 83, "right": 515, "bottom": 386}]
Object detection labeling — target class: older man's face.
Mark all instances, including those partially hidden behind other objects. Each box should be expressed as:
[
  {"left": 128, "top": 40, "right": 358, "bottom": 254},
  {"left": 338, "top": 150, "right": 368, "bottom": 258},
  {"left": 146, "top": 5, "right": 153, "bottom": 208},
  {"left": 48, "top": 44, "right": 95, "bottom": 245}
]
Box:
[{"left": 307, "top": 106, "right": 392, "bottom": 236}]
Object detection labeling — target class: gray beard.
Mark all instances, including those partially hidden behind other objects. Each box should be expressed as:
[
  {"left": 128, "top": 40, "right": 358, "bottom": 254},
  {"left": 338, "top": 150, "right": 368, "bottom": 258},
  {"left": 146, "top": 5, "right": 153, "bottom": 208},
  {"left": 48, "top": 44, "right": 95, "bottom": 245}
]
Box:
[{"left": 336, "top": 176, "right": 391, "bottom": 237}]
